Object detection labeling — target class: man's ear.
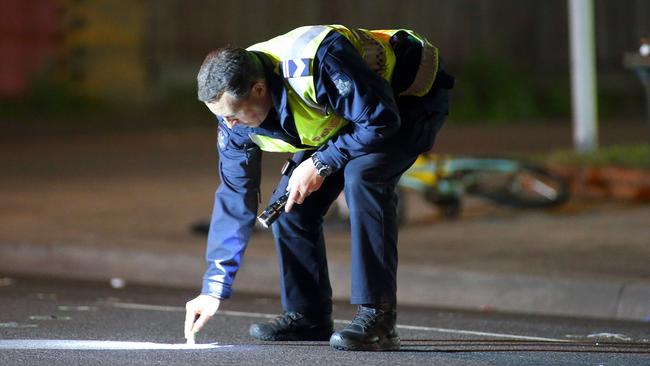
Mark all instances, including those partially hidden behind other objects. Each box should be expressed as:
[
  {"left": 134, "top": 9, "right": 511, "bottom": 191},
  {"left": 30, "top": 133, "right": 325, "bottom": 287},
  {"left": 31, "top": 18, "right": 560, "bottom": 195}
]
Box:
[{"left": 251, "top": 80, "right": 267, "bottom": 97}]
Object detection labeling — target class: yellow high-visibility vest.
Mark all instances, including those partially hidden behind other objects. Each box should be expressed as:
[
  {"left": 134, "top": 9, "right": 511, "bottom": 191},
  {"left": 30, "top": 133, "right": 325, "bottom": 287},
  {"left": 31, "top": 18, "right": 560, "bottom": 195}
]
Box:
[{"left": 247, "top": 25, "right": 439, "bottom": 153}]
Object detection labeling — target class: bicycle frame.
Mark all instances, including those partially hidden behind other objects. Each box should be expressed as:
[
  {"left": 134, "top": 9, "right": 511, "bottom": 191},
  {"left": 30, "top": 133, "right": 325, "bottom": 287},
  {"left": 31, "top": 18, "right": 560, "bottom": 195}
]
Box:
[{"left": 398, "top": 154, "right": 524, "bottom": 197}]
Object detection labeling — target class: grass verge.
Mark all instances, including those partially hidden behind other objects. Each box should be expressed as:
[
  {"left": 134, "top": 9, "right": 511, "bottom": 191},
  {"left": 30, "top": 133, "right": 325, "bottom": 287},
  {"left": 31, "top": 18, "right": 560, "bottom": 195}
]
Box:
[{"left": 543, "top": 144, "right": 650, "bottom": 171}]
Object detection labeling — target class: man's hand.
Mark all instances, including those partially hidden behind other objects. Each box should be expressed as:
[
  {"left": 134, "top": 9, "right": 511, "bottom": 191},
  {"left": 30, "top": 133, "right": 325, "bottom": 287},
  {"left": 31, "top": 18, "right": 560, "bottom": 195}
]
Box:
[
  {"left": 184, "top": 295, "right": 221, "bottom": 341},
  {"left": 285, "top": 158, "right": 325, "bottom": 212}
]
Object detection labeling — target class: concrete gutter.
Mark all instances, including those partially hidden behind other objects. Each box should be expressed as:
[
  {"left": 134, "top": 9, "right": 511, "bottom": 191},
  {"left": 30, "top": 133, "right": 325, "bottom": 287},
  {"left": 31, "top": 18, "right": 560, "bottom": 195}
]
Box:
[{"left": 1, "top": 241, "right": 648, "bottom": 322}]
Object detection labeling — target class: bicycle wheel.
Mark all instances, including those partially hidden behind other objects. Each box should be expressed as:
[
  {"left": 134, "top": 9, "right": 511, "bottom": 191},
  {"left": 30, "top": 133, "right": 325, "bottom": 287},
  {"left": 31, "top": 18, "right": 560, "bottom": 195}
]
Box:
[
  {"left": 423, "top": 188, "right": 462, "bottom": 219},
  {"left": 469, "top": 164, "right": 570, "bottom": 208}
]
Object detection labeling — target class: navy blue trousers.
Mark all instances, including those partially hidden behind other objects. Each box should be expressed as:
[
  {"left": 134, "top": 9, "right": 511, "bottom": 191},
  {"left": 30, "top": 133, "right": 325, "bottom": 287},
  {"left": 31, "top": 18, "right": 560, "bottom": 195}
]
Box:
[{"left": 270, "top": 86, "right": 449, "bottom": 314}]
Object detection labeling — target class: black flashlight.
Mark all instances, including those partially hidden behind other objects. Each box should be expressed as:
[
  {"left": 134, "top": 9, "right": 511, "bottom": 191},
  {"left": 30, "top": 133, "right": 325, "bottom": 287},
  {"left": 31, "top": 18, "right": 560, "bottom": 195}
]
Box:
[
  {"left": 256, "top": 155, "right": 302, "bottom": 229},
  {"left": 256, "top": 191, "right": 290, "bottom": 228}
]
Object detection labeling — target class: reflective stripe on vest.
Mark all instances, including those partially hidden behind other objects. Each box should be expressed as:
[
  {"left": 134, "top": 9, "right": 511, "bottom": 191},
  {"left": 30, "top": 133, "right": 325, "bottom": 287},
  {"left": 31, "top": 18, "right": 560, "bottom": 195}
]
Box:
[
  {"left": 248, "top": 133, "right": 306, "bottom": 153},
  {"left": 246, "top": 25, "right": 439, "bottom": 153}
]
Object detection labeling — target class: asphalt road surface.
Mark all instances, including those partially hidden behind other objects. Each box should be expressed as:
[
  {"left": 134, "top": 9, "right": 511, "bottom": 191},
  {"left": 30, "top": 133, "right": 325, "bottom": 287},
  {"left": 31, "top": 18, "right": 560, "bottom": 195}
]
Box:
[{"left": 1, "top": 275, "right": 648, "bottom": 366}]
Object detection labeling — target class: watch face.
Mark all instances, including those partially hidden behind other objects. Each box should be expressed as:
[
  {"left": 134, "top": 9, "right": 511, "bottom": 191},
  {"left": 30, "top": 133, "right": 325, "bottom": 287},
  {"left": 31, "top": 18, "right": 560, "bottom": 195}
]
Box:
[
  {"left": 312, "top": 155, "right": 332, "bottom": 177},
  {"left": 318, "top": 166, "right": 332, "bottom": 177}
]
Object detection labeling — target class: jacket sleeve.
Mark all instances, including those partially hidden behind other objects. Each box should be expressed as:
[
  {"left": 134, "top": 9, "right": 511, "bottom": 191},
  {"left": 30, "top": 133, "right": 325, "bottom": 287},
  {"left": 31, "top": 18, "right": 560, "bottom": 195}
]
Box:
[
  {"left": 312, "top": 32, "right": 401, "bottom": 171},
  {"left": 201, "top": 120, "right": 262, "bottom": 299}
]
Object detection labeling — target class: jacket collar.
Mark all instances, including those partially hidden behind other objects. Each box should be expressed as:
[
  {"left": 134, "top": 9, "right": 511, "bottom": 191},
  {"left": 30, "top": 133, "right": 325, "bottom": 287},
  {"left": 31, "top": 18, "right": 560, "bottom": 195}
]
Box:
[{"left": 249, "top": 52, "right": 301, "bottom": 143}]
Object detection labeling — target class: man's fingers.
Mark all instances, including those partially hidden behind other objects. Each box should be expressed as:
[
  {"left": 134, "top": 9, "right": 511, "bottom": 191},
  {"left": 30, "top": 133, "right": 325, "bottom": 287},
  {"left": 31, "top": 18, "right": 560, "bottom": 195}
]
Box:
[
  {"left": 191, "top": 312, "right": 213, "bottom": 334},
  {"left": 285, "top": 188, "right": 300, "bottom": 212},
  {"left": 285, "top": 188, "right": 311, "bottom": 213},
  {"left": 184, "top": 295, "right": 220, "bottom": 341},
  {"left": 184, "top": 307, "right": 198, "bottom": 339}
]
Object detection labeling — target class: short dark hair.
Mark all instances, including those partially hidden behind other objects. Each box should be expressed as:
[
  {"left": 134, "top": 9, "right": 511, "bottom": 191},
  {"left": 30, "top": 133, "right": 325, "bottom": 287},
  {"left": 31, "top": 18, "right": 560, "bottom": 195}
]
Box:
[{"left": 196, "top": 47, "right": 264, "bottom": 103}]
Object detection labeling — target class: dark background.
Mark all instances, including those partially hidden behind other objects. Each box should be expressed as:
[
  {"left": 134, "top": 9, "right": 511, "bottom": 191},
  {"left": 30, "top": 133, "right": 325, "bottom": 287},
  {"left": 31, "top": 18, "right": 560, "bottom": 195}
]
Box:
[{"left": 1, "top": 0, "right": 649, "bottom": 130}]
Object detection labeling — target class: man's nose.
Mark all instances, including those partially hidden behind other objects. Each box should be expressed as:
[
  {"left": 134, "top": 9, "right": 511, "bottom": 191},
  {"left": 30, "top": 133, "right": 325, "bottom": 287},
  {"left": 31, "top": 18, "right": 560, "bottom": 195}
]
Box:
[{"left": 224, "top": 117, "right": 238, "bottom": 129}]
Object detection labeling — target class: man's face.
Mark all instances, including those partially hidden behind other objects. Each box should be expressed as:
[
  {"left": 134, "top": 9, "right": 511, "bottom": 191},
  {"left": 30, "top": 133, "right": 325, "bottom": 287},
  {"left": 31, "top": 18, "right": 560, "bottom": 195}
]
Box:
[{"left": 205, "top": 81, "right": 272, "bottom": 129}]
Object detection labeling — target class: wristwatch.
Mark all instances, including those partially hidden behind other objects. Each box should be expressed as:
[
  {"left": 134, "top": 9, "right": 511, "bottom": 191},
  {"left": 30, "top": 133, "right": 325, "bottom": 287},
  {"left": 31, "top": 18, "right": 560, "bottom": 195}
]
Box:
[{"left": 311, "top": 154, "right": 334, "bottom": 177}]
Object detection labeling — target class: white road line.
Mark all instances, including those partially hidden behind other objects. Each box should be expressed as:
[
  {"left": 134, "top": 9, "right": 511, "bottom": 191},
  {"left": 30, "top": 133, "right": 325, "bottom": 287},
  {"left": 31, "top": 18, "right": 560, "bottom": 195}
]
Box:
[
  {"left": 110, "top": 302, "right": 569, "bottom": 343},
  {"left": 0, "top": 340, "right": 229, "bottom": 350},
  {"left": 391, "top": 324, "right": 569, "bottom": 342}
]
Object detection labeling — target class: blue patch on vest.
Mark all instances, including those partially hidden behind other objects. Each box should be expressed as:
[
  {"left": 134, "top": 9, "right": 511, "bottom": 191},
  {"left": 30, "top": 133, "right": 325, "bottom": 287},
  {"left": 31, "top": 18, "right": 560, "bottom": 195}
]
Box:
[
  {"left": 281, "top": 58, "right": 311, "bottom": 78},
  {"left": 218, "top": 125, "right": 229, "bottom": 150},
  {"left": 332, "top": 72, "right": 353, "bottom": 97}
]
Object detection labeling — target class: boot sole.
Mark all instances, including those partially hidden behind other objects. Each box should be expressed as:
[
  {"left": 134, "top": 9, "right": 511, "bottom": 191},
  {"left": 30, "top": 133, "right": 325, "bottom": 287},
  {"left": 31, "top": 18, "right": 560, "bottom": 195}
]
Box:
[
  {"left": 250, "top": 326, "right": 333, "bottom": 342},
  {"left": 251, "top": 332, "right": 333, "bottom": 342},
  {"left": 329, "top": 334, "right": 401, "bottom": 351}
]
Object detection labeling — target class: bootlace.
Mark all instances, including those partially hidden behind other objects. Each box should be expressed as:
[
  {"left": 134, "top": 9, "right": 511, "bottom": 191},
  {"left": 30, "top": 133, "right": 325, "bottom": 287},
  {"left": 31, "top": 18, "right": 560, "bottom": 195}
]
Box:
[
  {"left": 350, "top": 307, "right": 379, "bottom": 330},
  {"left": 274, "top": 311, "right": 303, "bottom": 327}
]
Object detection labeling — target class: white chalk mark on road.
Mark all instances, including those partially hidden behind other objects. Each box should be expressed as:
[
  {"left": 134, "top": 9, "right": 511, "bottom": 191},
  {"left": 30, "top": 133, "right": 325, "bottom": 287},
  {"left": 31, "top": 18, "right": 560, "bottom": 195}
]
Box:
[
  {"left": 0, "top": 322, "right": 38, "bottom": 329},
  {"left": 110, "top": 302, "right": 569, "bottom": 343},
  {"left": 0, "top": 340, "right": 230, "bottom": 350}
]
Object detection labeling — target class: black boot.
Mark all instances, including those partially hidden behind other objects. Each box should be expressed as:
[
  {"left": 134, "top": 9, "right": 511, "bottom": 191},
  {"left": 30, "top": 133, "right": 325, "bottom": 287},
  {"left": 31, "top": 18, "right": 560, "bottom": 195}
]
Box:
[
  {"left": 329, "top": 304, "right": 400, "bottom": 351},
  {"left": 249, "top": 311, "right": 333, "bottom": 341}
]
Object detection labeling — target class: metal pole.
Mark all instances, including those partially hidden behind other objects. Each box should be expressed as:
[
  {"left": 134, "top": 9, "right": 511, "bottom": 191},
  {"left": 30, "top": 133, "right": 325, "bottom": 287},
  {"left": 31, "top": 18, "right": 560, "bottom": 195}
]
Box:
[
  {"left": 646, "top": 76, "right": 650, "bottom": 145},
  {"left": 639, "top": 68, "right": 650, "bottom": 144},
  {"left": 568, "top": 0, "right": 599, "bottom": 152}
]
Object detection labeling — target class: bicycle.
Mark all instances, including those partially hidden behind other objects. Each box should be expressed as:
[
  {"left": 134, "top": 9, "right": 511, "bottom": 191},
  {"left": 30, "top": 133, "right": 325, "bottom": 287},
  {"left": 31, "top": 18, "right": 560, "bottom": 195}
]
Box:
[
  {"left": 395, "top": 153, "right": 570, "bottom": 220},
  {"left": 191, "top": 153, "right": 570, "bottom": 234}
]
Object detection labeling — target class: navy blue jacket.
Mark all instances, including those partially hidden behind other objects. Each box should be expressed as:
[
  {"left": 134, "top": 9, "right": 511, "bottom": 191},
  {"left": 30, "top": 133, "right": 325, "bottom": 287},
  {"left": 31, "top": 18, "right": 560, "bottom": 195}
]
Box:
[{"left": 202, "top": 31, "right": 425, "bottom": 298}]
